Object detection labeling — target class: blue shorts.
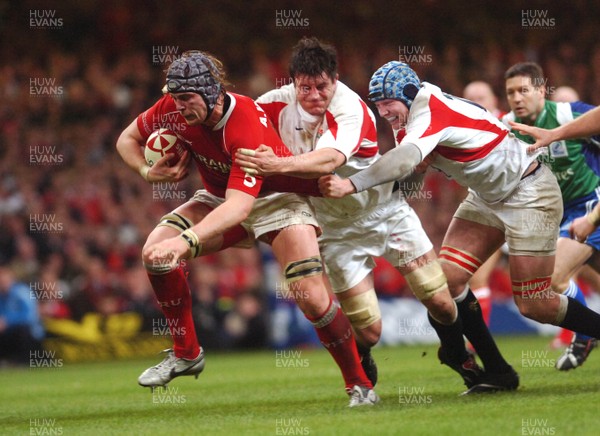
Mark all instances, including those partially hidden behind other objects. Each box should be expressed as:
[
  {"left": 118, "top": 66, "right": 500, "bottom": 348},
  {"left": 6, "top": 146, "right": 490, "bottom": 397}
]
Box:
[{"left": 560, "top": 188, "right": 600, "bottom": 251}]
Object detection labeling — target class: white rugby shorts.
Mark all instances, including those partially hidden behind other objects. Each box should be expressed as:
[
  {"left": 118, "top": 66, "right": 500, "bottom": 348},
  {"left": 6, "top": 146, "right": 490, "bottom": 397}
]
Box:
[
  {"left": 317, "top": 198, "right": 433, "bottom": 293},
  {"left": 192, "top": 190, "right": 320, "bottom": 246},
  {"left": 453, "top": 164, "right": 562, "bottom": 256}
]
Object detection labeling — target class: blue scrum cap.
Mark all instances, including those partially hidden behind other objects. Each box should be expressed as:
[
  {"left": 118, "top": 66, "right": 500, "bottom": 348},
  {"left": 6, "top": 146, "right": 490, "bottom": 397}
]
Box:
[{"left": 368, "top": 61, "right": 421, "bottom": 108}]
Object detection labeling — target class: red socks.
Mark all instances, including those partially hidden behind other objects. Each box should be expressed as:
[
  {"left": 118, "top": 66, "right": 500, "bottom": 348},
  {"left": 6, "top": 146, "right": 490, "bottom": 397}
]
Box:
[
  {"left": 148, "top": 263, "right": 372, "bottom": 393},
  {"left": 308, "top": 299, "right": 372, "bottom": 391},
  {"left": 148, "top": 267, "right": 200, "bottom": 359}
]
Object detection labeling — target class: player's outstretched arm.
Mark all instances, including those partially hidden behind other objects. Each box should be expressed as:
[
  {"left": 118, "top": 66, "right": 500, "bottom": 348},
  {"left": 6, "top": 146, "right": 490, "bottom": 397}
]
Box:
[
  {"left": 508, "top": 122, "right": 559, "bottom": 153},
  {"left": 556, "top": 106, "right": 600, "bottom": 140},
  {"left": 319, "top": 142, "right": 422, "bottom": 198},
  {"left": 349, "top": 142, "right": 422, "bottom": 192},
  {"left": 510, "top": 106, "right": 600, "bottom": 153},
  {"left": 116, "top": 119, "right": 190, "bottom": 182},
  {"left": 237, "top": 145, "right": 345, "bottom": 178},
  {"left": 145, "top": 189, "right": 254, "bottom": 267}
]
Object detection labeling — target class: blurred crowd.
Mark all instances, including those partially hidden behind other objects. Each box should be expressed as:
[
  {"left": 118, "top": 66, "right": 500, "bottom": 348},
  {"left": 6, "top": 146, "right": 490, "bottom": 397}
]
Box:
[{"left": 1, "top": 1, "right": 600, "bottom": 357}]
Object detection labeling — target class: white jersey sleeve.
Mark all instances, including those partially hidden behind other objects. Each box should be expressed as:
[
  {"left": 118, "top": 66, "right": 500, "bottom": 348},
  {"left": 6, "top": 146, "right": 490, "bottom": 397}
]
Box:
[{"left": 258, "top": 81, "right": 399, "bottom": 222}]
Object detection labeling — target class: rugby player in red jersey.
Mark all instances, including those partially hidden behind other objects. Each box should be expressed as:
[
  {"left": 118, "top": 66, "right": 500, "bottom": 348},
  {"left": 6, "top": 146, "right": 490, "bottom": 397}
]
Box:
[{"left": 116, "top": 51, "right": 378, "bottom": 406}]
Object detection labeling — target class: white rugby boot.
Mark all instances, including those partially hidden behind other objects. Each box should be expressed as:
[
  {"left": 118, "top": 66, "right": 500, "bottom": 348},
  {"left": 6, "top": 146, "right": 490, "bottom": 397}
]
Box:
[{"left": 138, "top": 348, "right": 205, "bottom": 391}]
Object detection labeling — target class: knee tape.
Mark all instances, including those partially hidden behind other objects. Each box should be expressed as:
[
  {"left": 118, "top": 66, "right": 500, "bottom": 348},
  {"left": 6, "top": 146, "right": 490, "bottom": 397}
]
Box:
[
  {"left": 439, "top": 245, "right": 482, "bottom": 276},
  {"left": 511, "top": 276, "right": 551, "bottom": 298},
  {"left": 310, "top": 299, "right": 338, "bottom": 329},
  {"left": 157, "top": 212, "right": 193, "bottom": 232},
  {"left": 284, "top": 256, "right": 323, "bottom": 285},
  {"left": 157, "top": 212, "right": 203, "bottom": 258},
  {"left": 555, "top": 293, "right": 568, "bottom": 325},
  {"left": 405, "top": 261, "right": 448, "bottom": 301},
  {"left": 339, "top": 289, "right": 381, "bottom": 330},
  {"left": 144, "top": 261, "right": 173, "bottom": 274}
]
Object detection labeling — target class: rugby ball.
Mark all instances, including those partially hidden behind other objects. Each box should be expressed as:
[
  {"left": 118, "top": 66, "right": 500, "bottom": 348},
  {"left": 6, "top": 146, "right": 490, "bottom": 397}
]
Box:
[{"left": 144, "top": 128, "right": 186, "bottom": 167}]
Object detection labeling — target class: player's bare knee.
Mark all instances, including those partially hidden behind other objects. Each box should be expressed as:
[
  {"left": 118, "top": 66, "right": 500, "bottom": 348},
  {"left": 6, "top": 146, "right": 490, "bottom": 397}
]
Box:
[
  {"left": 141, "top": 243, "right": 153, "bottom": 265},
  {"left": 142, "top": 213, "right": 194, "bottom": 273},
  {"left": 515, "top": 299, "right": 555, "bottom": 324},
  {"left": 295, "top": 298, "right": 323, "bottom": 319},
  {"left": 354, "top": 321, "right": 381, "bottom": 348},
  {"left": 444, "top": 276, "right": 469, "bottom": 298},
  {"left": 295, "top": 287, "right": 330, "bottom": 319},
  {"left": 142, "top": 245, "right": 175, "bottom": 275},
  {"left": 513, "top": 275, "right": 556, "bottom": 322},
  {"left": 426, "top": 297, "right": 456, "bottom": 325},
  {"left": 339, "top": 289, "right": 381, "bottom": 333},
  {"left": 516, "top": 301, "right": 543, "bottom": 322},
  {"left": 141, "top": 237, "right": 161, "bottom": 266}
]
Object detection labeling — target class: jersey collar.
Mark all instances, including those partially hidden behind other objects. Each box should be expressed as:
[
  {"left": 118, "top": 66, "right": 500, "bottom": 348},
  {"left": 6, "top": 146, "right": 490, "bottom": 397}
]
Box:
[{"left": 213, "top": 93, "right": 237, "bottom": 130}]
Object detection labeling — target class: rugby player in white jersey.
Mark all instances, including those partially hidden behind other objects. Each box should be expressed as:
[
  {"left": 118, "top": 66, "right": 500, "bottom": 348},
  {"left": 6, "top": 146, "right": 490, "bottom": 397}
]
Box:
[
  {"left": 236, "top": 38, "right": 511, "bottom": 393},
  {"left": 320, "top": 61, "right": 600, "bottom": 387}
]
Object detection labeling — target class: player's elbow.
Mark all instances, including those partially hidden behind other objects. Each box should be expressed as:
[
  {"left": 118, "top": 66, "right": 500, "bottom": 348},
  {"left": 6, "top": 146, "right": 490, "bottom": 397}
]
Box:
[
  {"left": 115, "top": 131, "right": 135, "bottom": 158},
  {"left": 235, "top": 201, "right": 253, "bottom": 222},
  {"left": 320, "top": 160, "right": 340, "bottom": 174},
  {"left": 115, "top": 131, "right": 127, "bottom": 154},
  {"left": 116, "top": 122, "right": 143, "bottom": 156},
  {"left": 239, "top": 208, "right": 252, "bottom": 222},
  {"left": 319, "top": 150, "right": 346, "bottom": 174},
  {"left": 224, "top": 191, "right": 255, "bottom": 224}
]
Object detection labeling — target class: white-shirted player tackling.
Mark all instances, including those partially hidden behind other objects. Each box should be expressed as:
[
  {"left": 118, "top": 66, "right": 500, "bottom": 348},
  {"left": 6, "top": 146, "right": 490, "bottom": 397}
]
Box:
[
  {"left": 321, "top": 61, "right": 600, "bottom": 389},
  {"left": 236, "top": 38, "right": 502, "bottom": 393}
]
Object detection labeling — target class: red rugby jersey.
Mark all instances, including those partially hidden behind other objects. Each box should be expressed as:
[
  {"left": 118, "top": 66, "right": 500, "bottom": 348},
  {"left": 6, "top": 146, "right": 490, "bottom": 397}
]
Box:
[{"left": 137, "top": 93, "right": 319, "bottom": 198}]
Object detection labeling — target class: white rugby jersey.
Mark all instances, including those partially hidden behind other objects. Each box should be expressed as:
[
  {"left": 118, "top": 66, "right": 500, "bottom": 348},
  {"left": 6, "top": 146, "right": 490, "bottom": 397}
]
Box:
[
  {"left": 402, "top": 82, "right": 539, "bottom": 203},
  {"left": 258, "top": 81, "right": 399, "bottom": 222}
]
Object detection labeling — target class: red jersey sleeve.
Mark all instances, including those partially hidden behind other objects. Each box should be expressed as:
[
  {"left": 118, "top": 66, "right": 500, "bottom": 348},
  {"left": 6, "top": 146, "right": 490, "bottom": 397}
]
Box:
[
  {"left": 224, "top": 95, "right": 322, "bottom": 197},
  {"left": 220, "top": 95, "right": 274, "bottom": 197}
]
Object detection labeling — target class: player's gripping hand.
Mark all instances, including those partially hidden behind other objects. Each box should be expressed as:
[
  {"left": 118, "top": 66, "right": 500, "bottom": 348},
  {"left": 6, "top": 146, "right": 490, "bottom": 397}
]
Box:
[
  {"left": 414, "top": 153, "right": 435, "bottom": 174},
  {"left": 318, "top": 174, "right": 356, "bottom": 198},
  {"left": 236, "top": 145, "right": 282, "bottom": 176},
  {"left": 509, "top": 121, "right": 557, "bottom": 153},
  {"left": 146, "top": 237, "right": 191, "bottom": 270},
  {"left": 569, "top": 215, "right": 597, "bottom": 244},
  {"left": 146, "top": 150, "right": 191, "bottom": 182}
]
